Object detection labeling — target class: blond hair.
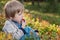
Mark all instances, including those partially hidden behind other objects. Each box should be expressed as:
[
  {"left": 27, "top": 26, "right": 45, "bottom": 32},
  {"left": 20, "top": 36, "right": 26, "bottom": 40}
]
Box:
[{"left": 4, "top": 0, "right": 24, "bottom": 18}]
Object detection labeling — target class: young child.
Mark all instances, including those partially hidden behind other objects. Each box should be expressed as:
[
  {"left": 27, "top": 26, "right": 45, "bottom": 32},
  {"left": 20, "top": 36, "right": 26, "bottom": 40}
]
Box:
[{"left": 2, "top": 0, "right": 40, "bottom": 40}]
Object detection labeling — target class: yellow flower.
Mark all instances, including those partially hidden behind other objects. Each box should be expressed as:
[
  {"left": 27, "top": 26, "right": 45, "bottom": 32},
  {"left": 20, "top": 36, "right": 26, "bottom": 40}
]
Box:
[
  {"left": 5, "top": 33, "right": 13, "bottom": 40},
  {"left": 57, "top": 27, "right": 60, "bottom": 35}
]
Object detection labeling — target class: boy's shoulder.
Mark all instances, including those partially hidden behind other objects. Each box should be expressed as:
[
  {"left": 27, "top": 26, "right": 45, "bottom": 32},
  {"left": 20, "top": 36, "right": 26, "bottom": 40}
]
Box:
[
  {"left": 2, "top": 20, "right": 17, "bottom": 33},
  {"left": 4, "top": 20, "right": 13, "bottom": 26},
  {"left": 3, "top": 20, "right": 13, "bottom": 29},
  {"left": 5, "top": 20, "right": 10, "bottom": 24},
  {"left": 3, "top": 20, "right": 12, "bottom": 28}
]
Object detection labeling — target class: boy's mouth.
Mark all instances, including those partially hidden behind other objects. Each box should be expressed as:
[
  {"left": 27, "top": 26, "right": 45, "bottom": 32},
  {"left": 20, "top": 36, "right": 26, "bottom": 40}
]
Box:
[{"left": 22, "top": 19, "right": 25, "bottom": 22}]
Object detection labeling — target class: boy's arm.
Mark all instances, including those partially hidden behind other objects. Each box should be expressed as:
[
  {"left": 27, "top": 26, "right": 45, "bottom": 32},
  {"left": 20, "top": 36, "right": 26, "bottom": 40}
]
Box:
[
  {"left": 24, "top": 26, "right": 39, "bottom": 36},
  {"left": 28, "top": 27, "right": 39, "bottom": 37},
  {"left": 21, "top": 19, "right": 39, "bottom": 36}
]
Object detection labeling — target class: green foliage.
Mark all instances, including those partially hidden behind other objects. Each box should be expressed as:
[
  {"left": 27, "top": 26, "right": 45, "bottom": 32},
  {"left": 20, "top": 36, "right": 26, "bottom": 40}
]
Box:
[
  {"left": 25, "top": 2, "right": 60, "bottom": 25},
  {"left": 0, "top": 0, "right": 9, "bottom": 13}
]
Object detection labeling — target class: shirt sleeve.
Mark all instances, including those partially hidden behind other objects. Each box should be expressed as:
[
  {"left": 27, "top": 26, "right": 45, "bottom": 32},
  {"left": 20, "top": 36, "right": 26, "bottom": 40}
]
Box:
[{"left": 24, "top": 26, "right": 39, "bottom": 36}]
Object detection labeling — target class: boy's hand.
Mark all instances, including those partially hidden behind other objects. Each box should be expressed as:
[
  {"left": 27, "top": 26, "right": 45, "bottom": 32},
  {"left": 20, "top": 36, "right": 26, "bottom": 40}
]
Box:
[
  {"left": 35, "top": 30, "right": 39, "bottom": 36},
  {"left": 36, "top": 32, "right": 39, "bottom": 36},
  {"left": 22, "top": 19, "right": 26, "bottom": 28}
]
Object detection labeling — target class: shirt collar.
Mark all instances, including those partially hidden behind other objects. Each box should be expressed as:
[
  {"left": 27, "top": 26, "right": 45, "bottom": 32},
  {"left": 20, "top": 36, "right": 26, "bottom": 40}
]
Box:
[{"left": 12, "top": 20, "right": 22, "bottom": 28}]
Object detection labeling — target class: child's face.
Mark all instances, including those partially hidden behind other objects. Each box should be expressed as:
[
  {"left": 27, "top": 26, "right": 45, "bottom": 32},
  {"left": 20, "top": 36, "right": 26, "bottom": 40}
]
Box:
[{"left": 13, "top": 10, "right": 23, "bottom": 24}]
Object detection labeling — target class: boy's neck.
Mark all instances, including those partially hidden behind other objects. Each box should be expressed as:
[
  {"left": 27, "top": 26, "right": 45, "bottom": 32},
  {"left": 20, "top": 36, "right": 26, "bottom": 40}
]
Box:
[{"left": 12, "top": 19, "right": 22, "bottom": 24}]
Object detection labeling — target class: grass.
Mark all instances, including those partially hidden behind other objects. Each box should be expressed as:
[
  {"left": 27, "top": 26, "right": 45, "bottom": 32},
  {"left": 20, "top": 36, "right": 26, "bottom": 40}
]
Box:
[
  {"left": 0, "top": 25, "right": 3, "bottom": 31},
  {"left": 24, "top": 2, "right": 60, "bottom": 25}
]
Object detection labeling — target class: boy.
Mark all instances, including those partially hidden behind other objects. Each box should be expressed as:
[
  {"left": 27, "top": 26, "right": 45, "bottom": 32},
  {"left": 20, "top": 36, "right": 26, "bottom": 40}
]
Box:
[{"left": 2, "top": 0, "right": 40, "bottom": 40}]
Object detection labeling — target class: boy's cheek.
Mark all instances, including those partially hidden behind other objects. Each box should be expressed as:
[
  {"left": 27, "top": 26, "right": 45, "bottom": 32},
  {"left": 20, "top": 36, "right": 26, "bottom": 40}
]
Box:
[
  {"left": 19, "top": 17, "right": 23, "bottom": 22},
  {"left": 19, "top": 15, "right": 23, "bottom": 21}
]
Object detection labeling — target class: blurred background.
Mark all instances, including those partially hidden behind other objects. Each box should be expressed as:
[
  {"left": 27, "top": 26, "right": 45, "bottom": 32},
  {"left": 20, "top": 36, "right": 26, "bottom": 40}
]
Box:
[
  {"left": 0, "top": 0, "right": 60, "bottom": 40},
  {"left": 0, "top": 0, "right": 60, "bottom": 25}
]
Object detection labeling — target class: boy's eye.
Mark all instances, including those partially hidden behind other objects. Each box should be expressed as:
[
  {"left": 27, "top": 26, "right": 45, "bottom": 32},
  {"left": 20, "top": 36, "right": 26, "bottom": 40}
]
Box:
[{"left": 17, "top": 10, "right": 20, "bottom": 13}]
